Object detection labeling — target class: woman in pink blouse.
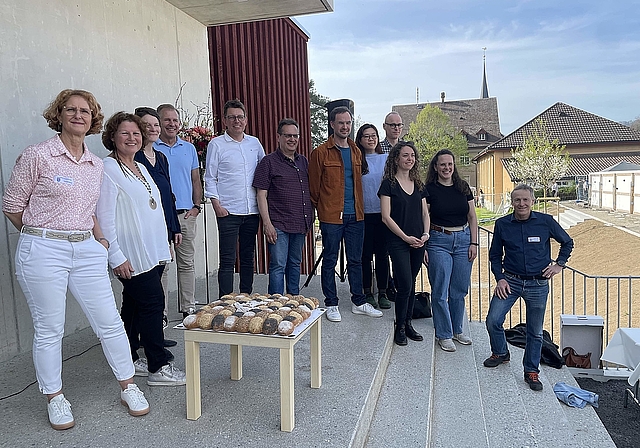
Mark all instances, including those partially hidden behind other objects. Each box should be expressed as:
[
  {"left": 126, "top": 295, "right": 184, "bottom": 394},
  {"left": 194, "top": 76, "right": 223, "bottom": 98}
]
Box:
[{"left": 2, "top": 89, "right": 149, "bottom": 430}]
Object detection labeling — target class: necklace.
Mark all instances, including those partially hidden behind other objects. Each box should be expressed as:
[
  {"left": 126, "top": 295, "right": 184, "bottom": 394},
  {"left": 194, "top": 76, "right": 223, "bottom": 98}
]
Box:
[{"left": 122, "top": 162, "right": 157, "bottom": 210}]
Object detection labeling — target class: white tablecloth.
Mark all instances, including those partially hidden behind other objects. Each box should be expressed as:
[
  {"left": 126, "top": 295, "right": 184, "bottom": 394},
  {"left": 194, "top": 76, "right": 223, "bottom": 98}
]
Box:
[{"left": 601, "top": 328, "right": 640, "bottom": 386}]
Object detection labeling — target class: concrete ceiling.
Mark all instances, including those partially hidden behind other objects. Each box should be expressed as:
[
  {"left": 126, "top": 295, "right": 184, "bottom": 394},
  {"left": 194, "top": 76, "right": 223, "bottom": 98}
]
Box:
[{"left": 166, "top": 0, "right": 334, "bottom": 26}]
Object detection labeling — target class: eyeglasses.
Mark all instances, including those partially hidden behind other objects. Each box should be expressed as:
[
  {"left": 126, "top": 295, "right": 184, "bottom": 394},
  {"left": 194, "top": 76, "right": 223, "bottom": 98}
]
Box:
[
  {"left": 225, "top": 115, "right": 246, "bottom": 121},
  {"left": 63, "top": 106, "right": 92, "bottom": 118},
  {"left": 362, "top": 134, "right": 378, "bottom": 140},
  {"left": 384, "top": 123, "right": 403, "bottom": 129},
  {"left": 280, "top": 133, "right": 300, "bottom": 139}
]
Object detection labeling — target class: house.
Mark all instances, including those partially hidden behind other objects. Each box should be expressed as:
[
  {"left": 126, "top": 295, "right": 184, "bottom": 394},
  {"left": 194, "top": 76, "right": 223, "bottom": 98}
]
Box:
[
  {"left": 589, "top": 161, "right": 640, "bottom": 213},
  {"left": 474, "top": 102, "right": 640, "bottom": 211},
  {"left": 393, "top": 55, "right": 502, "bottom": 188}
]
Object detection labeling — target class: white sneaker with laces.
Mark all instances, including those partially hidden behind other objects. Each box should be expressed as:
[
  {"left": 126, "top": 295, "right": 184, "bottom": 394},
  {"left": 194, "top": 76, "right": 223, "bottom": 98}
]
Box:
[
  {"left": 47, "top": 394, "right": 74, "bottom": 430},
  {"left": 147, "top": 362, "right": 186, "bottom": 386},
  {"left": 120, "top": 384, "right": 150, "bottom": 416},
  {"left": 352, "top": 302, "right": 383, "bottom": 318},
  {"left": 453, "top": 333, "right": 472, "bottom": 345},
  {"left": 133, "top": 358, "right": 148, "bottom": 377},
  {"left": 325, "top": 306, "right": 342, "bottom": 322}
]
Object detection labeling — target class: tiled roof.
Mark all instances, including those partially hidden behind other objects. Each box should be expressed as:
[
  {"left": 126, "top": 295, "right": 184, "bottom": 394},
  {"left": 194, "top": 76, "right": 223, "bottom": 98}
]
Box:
[
  {"left": 393, "top": 97, "right": 502, "bottom": 147},
  {"left": 486, "top": 102, "right": 640, "bottom": 151},
  {"left": 501, "top": 152, "right": 640, "bottom": 180}
]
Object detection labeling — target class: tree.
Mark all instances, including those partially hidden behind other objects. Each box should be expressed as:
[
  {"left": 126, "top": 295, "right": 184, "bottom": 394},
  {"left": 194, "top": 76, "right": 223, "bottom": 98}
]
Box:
[
  {"left": 309, "top": 80, "right": 329, "bottom": 149},
  {"left": 404, "top": 104, "right": 469, "bottom": 178},
  {"left": 510, "top": 118, "right": 570, "bottom": 197}
]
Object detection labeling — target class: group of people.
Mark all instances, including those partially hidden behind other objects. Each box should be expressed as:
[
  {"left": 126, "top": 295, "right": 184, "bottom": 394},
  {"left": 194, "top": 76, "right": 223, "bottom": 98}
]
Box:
[{"left": 2, "top": 90, "right": 575, "bottom": 431}]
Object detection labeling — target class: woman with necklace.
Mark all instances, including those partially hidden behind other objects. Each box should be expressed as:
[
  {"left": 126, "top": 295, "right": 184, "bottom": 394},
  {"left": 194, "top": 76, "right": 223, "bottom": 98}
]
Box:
[
  {"left": 379, "top": 142, "right": 430, "bottom": 346},
  {"left": 134, "top": 107, "right": 181, "bottom": 335},
  {"left": 3, "top": 90, "right": 149, "bottom": 429},
  {"left": 425, "top": 149, "right": 478, "bottom": 352},
  {"left": 96, "top": 112, "right": 186, "bottom": 386}
]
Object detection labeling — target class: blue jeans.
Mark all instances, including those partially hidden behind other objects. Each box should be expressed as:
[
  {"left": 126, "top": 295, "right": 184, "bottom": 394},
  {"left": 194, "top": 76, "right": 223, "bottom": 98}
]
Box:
[
  {"left": 485, "top": 273, "right": 549, "bottom": 373},
  {"left": 268, "top": 229, "right": 306, "bottom": 295},
  {"left": 426, "top": 227, "right": 473, "bottom": 339},
  {"left": 320, "top": 215, "right": 366, "bottom": 307},
  {"left": 216, "top": 214, "right": 260, "bottom": 297},
  {"left": 553, "top": 381, "right": 599, "bottom": 408}
]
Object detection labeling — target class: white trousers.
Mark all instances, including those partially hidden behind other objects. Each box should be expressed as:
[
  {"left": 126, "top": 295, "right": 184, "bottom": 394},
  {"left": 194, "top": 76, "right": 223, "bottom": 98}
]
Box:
[{"left": 15, "top": 233, "right": 134, "bottom": 394}]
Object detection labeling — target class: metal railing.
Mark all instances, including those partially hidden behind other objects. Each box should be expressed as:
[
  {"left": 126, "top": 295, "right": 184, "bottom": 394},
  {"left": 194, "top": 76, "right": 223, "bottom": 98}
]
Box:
[{"left": 417, "top": 226, "right": 640, "bottom": 347}]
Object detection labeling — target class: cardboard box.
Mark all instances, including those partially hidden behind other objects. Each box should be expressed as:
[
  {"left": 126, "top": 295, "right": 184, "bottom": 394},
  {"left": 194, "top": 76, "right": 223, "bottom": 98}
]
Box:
[{"left": 560, "top": 314, "right": 604, "bottom": 369}]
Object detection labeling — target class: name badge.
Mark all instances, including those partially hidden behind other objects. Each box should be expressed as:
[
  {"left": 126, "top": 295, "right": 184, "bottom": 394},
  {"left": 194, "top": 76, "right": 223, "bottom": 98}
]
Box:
[
  {"left": 528, "top": 236, "right": 541, "bottom": 243},
  {"left": 54, "top": 176, "right": 74, "bottom": 186}
]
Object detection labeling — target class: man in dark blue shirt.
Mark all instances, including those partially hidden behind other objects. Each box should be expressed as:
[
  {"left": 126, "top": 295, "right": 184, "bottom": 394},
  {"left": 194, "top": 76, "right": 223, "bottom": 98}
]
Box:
[{"left": 484, "top": 184, "right": 574, "bottom": 391}]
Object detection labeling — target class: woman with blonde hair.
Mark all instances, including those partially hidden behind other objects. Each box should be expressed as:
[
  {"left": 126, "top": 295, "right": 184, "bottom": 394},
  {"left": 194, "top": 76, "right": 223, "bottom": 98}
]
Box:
[{"left": 2, "top": 90, "right": 149, "bottom": 430}]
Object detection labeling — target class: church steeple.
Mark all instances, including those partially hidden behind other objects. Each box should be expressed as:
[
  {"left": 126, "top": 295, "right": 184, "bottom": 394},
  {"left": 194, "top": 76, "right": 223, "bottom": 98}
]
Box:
[{"left": 481, "top": 47, "right": 489, "bottom": 99}]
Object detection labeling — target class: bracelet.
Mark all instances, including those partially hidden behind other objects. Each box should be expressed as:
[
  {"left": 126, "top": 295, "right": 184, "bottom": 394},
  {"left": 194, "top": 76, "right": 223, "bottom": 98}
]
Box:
[
  {"left": 422, "top": 232, "right": 429, "bottom": 236},
  {"left": 97, "top": 237, "right": 110, "bottom": 248},
  {"left": 470, "top": 242, "right": 479, "bottom": 246}
]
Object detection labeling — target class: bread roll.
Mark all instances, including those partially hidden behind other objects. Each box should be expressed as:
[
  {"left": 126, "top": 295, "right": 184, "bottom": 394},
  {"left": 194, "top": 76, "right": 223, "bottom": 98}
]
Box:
[
  {"left": 278, "top": 320, "right": 295, "bottom": 336},
  {"left": 235, "top": 316, "right": 251, "bottom": 333},
  {"left": 249, "top": 317, "right": 264, "bottom": 334},
  {"left": 287, "top": 311, "right": 303, "bottom": 326},
  {"left": 267, "top": 313, "right": 283, "bottom": 324},
  {"left": 183, "top": 314, "right": 198, "bottom": 329},
  {"left": 262, "top": 318, "right": 278, "bottom": 335},
  {"left": 212, "top": 314, "right": 226, "bottom": 331},
  {"left": 223, "top": 315, "right": 238, "bottom": 332},
  {"left": 197, "top": 313, "right": 215, "bottom": 330}
]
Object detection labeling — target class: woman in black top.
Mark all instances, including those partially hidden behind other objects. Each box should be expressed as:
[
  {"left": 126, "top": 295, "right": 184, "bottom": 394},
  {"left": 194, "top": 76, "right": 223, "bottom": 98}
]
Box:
[
  {"left": 425, "top": 149, "right": 478, "bottom": 352},
  {"left": 379, "top": 142, "right": 430, "bottom": 346}
]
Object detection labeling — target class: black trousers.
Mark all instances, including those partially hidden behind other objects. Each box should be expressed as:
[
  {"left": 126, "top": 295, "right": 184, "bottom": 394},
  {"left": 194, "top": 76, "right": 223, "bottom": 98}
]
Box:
[
  {"left": 119, "top": 265, "right": 168, "bottom": 373},
  {"left": 216, "top": 214, "right": 259, "bottom": 297},
  {"left": 387, "top": 241, "right": 423, "bottom": 325},
  {"left": 362, "top": 213, "right": 390, "bottom": 291}
]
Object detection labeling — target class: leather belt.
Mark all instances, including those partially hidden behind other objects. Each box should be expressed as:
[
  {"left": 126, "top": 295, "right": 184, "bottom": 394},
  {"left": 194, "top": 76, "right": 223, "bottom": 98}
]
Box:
[
  {"left": 430, "top": 223, "right": 469, "bottom": 235},
  {"left": 504, "top": 271, "right": 547, "bottom": 281},
  {"left": 21, "top": 226, "right": 92, "bottom": 242},
  {"left": 177, "top": 209, "right": 188, "bottom": 215}
]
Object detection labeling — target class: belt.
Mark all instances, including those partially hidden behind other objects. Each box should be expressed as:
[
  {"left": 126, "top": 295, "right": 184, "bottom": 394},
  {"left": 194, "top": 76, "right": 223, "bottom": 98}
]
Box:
[
  {"left": 177, "top": 209, "right": 188, "bottom": 215},
  {"left": 504, "top": 271, "right": 547, "bottom": 281},
  {"left": 430, "top": 223, "right": 469, "bottom": 235},
  {"left": 21, "top": 226, "right": 92, "bottom": 242}
]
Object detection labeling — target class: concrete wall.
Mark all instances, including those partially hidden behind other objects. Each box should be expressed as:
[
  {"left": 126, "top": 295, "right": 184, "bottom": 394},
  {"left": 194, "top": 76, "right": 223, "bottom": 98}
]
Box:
[{"left": 0, "top": 0, "right": 213, "bottom": 361}]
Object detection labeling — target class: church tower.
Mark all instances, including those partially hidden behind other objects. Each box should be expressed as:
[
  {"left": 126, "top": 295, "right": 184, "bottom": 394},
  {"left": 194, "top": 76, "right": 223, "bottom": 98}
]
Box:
[{"left": 481, "top": 47, "right": 489, "bottom": 99}]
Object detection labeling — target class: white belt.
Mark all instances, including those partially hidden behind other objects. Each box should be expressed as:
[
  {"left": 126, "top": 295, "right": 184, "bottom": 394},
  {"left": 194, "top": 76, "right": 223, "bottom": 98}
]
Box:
[{"left": 21, "top": 226, "right": 92, "bottom": 242}]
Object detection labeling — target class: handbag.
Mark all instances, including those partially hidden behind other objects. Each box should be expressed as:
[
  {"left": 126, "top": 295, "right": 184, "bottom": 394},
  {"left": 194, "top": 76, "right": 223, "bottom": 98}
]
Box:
[
  {"left": 412, "top": 292, "right": 432, "bottom": 319},
  {"left": 562, "top": 346, "right": 592, "bottom": 369}
]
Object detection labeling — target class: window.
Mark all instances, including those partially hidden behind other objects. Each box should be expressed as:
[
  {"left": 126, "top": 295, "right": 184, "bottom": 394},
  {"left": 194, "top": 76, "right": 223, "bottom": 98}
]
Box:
[
  {"left": 478, "top": 133, "right": 486, "bottom": 141},
  {"left": 459, "top": 154, "right": 470, "bottom": 166}
]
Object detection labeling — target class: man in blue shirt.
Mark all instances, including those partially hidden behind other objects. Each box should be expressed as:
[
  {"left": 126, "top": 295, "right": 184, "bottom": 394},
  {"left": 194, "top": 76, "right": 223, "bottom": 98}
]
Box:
[{"left": 484, "top": 184, "right": 574, "bottom": 391}]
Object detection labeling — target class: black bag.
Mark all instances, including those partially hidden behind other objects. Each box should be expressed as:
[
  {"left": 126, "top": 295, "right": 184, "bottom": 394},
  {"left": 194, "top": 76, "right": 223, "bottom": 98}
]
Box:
[{"left": 412, "top": 292, "right": 432, "bottom": 319}]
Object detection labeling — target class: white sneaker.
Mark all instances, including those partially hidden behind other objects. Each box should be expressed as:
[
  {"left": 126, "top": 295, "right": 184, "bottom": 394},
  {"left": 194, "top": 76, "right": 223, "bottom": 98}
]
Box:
[
  {"left": 453, "top": 333, "right": 472, "bottom": 345},
  {"left": 147, "top": 362, "right": 186, "bottom": 386},
  {"left": 325, "top": 306, "right": 342, "bottom": 322},
  {"left": 120, "top": 384, "right": 150, "bottom": 416},
  {"left": 133, "top": 358, "right": 148, "bottom": 377},
  {"left": 352, "top": 302, "right": 383, "bottom": 318},
  {"left": 47, "top": 394, "right": 74, "bottom": 430},
  {"left": 438, "top": 338, "right": 457, "bottom": 352}
]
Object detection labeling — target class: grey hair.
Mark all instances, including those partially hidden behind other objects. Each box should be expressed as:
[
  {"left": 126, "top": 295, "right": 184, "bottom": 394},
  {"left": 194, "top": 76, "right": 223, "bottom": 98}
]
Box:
[{"left": 511, "top": 184, "right": 535, "bottom": 200}]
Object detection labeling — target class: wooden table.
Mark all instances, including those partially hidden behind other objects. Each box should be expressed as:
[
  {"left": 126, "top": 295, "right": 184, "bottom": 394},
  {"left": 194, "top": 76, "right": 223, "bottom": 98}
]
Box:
[{"left": 181, "top": 308, "right": 324, "bottom": 431}]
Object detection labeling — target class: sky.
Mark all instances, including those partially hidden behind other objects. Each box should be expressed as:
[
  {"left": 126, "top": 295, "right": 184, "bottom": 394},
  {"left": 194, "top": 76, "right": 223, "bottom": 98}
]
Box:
[{"left": 296, "top": 0, "right": 640, "bottom": 135}]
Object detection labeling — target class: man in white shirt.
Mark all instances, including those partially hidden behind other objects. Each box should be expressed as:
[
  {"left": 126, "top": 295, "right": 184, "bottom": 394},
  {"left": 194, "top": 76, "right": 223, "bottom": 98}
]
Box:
[{"left": 204, "top": 99, "right": 265, "bottom": 297}]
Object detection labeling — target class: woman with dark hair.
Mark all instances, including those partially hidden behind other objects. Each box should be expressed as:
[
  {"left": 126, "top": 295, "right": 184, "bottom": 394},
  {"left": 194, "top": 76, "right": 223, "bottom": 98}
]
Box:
[
  {"left": 356, "top": 124, "right": 391, "bottom": 309},
  {"left": 379, "top": 142, "right": 430, "bottom": 345},
  {"left": 134, "top": 107, "right": 181, "bottom": 333},
  {"left": 2, "top": 90, "right": 149, "bottom": 430},
  {"left": 96, "top": 112, "right": 186, "bottom": 386},
  {"left": 425, "top": 149, "right": 478, "bottom": 352}
]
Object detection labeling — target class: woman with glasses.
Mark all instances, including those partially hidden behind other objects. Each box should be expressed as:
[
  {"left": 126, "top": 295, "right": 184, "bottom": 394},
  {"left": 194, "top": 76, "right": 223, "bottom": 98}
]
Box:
[
  {"left": 379, "top": 142, "right": 430, "bottom": 346},
  {"left": 356, "top": 124, "right": 391, "bottom": 310},
  {"left": 2, "top": 90, "right": 149, "bottom": 430},
  {"left": 134, "top": 107, "right": 181, "bottom": 336},
  {"left": 96, "top": 112, "right": 186, "bottom": 387},
  {"left": 424, "top": 149, "right": 478, "bottom": 352}
]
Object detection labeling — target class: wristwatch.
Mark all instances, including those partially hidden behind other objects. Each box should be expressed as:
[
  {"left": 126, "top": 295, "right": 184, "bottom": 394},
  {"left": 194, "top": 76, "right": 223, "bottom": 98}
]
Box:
[
  {"left": 556, "top": 261, "right": 566, "bottom": 268},
  {"left": 192, "top": 204, "right": 202, "bottom": 212}
]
